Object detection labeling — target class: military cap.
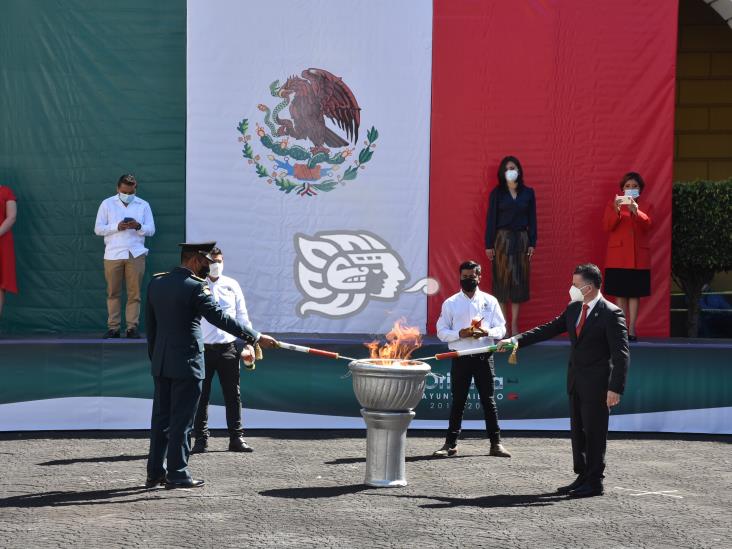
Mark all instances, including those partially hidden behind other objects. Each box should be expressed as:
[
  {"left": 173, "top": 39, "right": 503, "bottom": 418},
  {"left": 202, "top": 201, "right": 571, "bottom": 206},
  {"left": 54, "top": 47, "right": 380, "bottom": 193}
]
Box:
[{"left": 178, "top": 241, "right": 217, "bottom": 262}]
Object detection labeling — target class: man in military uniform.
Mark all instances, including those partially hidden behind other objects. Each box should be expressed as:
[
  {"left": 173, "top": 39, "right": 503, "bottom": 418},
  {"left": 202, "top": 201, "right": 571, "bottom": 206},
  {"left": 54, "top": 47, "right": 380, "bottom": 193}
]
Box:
[{"left": 144, "top": 242, "right": 277, "bottom": 489}]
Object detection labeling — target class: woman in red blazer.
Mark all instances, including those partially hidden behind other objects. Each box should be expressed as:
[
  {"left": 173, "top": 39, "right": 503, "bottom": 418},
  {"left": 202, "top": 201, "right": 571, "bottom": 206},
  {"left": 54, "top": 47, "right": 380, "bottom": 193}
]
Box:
[{"left": 602, "top": 172, "right": 652, "bottom": 341}]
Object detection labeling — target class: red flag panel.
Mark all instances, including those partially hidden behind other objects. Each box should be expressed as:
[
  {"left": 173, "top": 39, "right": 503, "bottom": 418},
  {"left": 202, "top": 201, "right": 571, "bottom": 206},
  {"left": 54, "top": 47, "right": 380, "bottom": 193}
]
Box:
[{"left": 428, "top": 0, "right": 678, "bottom": 337}]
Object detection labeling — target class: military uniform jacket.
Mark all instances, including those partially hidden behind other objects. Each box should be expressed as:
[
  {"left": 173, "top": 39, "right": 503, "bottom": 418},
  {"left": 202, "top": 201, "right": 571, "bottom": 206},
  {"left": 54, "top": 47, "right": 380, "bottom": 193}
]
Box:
[
  {"left": 515, "top": 298, "right": 629, "bottom": 396},
  {"left": 145, "top": 266, "right": 260, "bottom": 379}
]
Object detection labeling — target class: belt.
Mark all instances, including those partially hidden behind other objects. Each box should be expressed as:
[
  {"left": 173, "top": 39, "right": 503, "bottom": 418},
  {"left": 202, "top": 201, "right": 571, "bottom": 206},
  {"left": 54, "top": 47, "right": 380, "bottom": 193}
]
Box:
[{"left": 204, "top": 342, "right": 235, "bottom": 350}]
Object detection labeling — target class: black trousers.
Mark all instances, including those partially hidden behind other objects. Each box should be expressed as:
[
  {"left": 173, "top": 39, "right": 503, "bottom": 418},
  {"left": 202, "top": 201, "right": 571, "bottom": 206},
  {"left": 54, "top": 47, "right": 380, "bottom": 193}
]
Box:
[
  {"left": 193, "top": 342, "right": 244, "bottom": 439},
  {"left": 569, "top": 390, "right": 609, "bottom": 484},
  {"left": 147, "top": 376, "right": 202, "bottom": 481},
  {"left": 446, "top": 353, "right": 501, "bottom": 445}
]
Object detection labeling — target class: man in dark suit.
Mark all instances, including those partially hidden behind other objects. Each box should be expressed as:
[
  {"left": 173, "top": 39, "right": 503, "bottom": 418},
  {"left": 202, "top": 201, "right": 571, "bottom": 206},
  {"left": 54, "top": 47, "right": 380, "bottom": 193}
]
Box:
[
  {"left": 144, "top": 241, "right": 277, "bottom": 489},
  {"left": 498, "top": 263, "right": 629, "bottom": 498}
]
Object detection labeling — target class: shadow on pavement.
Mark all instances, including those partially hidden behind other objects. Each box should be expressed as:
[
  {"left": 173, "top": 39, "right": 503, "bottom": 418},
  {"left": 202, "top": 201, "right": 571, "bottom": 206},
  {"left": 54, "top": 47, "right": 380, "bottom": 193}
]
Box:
[
  {"left": 0, "top": 485, "right": 180, "bottom": 508},
  {"left": 38, "top": 454, "right": 148, "bottom": 466},
  {"left": 377, "top": 491, "right": 566, "bottom": 509},
  {"left": 324, "top": 454, "right": 485, "bottom": 465},
  {"left": 260, "top": 484, "right": 566, "bottom": 508},
  {"left": 260, "top": 484, "right": 370, "bottom": 499}
]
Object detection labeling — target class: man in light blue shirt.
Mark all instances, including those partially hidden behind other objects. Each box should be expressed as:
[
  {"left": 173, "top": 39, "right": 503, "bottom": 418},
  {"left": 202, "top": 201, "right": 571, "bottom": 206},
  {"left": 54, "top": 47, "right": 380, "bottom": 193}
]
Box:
[{"left": 94, "top": 174, "right": 155, "bottom": 339}]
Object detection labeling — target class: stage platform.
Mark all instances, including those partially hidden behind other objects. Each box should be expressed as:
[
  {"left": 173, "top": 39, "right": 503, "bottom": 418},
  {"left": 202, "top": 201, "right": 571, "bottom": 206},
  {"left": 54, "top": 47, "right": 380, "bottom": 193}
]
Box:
[{"left": 1, "top": 335, "right": 730, "bottom": 433}]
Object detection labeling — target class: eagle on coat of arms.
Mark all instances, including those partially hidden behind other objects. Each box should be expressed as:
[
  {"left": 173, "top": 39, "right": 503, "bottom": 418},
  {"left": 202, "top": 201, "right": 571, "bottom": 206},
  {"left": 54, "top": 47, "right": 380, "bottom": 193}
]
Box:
[
  {"left": 237, "top": 67, "right": 378, "bottom": 197},
  {"left": 275, "top": 68, "right": 361, "bottom": 156}
]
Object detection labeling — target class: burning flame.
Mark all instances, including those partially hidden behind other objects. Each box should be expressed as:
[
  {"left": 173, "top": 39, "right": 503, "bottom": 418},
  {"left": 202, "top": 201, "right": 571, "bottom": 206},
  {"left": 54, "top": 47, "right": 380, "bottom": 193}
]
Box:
[{"left": 365, "top": 319, "right": 422, "bottom": 361}]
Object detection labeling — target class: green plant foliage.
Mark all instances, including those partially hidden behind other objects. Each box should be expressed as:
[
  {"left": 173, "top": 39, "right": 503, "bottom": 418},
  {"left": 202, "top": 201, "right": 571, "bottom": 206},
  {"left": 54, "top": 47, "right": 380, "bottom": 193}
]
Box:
[{"left": 672, "top": 179, "right": 732, "bottom": 336}]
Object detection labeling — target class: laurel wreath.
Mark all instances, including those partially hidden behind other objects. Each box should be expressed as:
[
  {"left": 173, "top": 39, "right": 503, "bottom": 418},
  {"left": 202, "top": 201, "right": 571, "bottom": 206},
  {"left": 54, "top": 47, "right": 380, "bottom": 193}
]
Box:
[{"left": 237, "top": 119, "right": 379, "bottom": 197}]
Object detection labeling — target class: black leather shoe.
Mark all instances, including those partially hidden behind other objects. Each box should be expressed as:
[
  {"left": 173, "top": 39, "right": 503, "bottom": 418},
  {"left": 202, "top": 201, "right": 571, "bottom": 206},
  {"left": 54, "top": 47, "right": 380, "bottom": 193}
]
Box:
[
  {"left": 191, "top": 438, "right": 208, "bottom": 454},
  {"left": 557, "top": 475, "right": 586, "bottom": 494},
  {"left": 432, "top": 443, "right": 457, "bottom": 457},
  {"left": 229, "top": 437, "right": 253, "bottom": 452},
  {"left": 165, "top": 478, "right": 205, "bottom": 489},
  {"left": 144, "top": 474, "right": 166, "bottom": 488},
  {"left": 569, "top": 483, "right": 604, "bottom": 498},
  {"left": 126, "top": 328, "right": 141, "bottom": 339},
  {"left": 103, "top": 329, "right": 120, "bottom": 339}
]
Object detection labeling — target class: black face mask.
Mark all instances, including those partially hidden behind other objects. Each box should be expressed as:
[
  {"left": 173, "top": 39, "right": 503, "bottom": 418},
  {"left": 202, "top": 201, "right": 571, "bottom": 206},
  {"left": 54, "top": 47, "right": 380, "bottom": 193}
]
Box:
[{"left": 460, "top": 278, "right": 479, "bottom": 292}]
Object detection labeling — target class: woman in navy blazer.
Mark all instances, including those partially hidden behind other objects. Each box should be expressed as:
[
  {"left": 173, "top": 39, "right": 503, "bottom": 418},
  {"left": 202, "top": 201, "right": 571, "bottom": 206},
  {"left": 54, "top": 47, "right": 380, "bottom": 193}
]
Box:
[{"left": 485, "top": 155, "right": 537, "bottom": 336}]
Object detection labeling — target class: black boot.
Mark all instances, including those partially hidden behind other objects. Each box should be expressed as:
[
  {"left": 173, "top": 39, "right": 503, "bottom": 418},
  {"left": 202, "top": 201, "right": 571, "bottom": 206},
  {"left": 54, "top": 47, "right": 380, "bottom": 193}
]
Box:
[{"left": 191, "top": 437, "right": 208, "bottom": 454}]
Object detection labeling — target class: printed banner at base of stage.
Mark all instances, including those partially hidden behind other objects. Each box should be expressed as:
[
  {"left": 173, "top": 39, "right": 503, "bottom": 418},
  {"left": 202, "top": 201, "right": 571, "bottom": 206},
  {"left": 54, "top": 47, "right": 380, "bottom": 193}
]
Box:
[
  {"left": 2, "top": 398, "right": 730, "bottom": 434},
  {"left": 186, "top": 0, "right": 433, "bottom": 334},
  {"left": 1, "top": 340, "right": 730, "bottom": 434}
]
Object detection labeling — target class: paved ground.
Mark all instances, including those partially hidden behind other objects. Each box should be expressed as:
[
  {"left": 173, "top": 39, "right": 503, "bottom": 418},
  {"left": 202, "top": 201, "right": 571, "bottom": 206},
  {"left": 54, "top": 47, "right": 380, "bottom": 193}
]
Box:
[{"left": 0, "top": 431, "right": 730, "bottom": 549}]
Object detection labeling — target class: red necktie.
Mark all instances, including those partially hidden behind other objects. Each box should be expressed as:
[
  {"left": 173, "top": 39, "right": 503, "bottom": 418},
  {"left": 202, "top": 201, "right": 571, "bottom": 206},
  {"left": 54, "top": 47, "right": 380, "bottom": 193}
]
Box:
[{"left": 576, "top": 304, "right": 590, "bottom": 335}]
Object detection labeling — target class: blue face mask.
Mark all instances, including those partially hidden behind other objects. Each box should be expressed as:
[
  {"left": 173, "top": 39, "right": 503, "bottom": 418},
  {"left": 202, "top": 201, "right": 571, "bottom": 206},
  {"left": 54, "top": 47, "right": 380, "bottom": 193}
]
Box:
[
  {"left": 624, "top": 189, "right": 640, "bottom": 199},
  {"left": 119, "top": 192, "right": 135, "bottom": 204}
]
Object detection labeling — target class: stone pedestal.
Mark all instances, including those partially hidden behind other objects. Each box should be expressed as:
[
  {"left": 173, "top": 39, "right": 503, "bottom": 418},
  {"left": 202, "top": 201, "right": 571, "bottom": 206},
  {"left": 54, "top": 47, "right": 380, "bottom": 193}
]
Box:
[
  {"left": 348, "top": 359, "right": 430, "bottom": 488},
  {"left": 361, "top": 410, "right": 415, "bottom": 487}
]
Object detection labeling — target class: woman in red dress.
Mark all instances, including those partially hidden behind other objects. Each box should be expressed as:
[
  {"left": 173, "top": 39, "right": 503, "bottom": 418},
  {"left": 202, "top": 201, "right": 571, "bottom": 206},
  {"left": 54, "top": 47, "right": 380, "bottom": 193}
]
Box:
[
  {"left": 602, "top": 172, "right": 652, "bottom": 341},
  {"left": 0, "top": 185, "right": 18, "bottom": 319}
]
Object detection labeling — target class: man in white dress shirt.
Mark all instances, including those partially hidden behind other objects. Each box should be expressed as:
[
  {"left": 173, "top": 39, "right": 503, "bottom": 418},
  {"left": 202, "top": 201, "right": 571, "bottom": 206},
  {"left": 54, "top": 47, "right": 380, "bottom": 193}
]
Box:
[
  {"left": 191, "top": 247, "right": 256, "bottom": 453},
  {"left": 94, "top": 174, "right": 155, "bottom": 339},
  {"left": 433, "top": 260, "right": 511, "bottom": 458}
]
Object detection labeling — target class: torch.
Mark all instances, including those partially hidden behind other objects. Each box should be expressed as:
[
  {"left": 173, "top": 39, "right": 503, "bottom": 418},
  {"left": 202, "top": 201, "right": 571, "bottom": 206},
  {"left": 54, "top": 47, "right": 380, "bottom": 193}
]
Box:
[{"left": 417, "top": 342, "right": 518, "bottom": 364}]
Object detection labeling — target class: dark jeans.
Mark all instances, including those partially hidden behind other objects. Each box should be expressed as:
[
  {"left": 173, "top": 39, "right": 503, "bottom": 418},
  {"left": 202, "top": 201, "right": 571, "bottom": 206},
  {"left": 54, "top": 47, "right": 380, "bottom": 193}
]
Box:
[
  {"left": 193, "top": 342, "right": 243, "bottom": 439},
  {"left": 147, "top": 376, "right": 202, "bottom": 481},
  {"left": 446, "top": 353, "right": 501, "bottom": 446},
  {"left": 569, "top": 390, "right": 609, "bottom": 484}
]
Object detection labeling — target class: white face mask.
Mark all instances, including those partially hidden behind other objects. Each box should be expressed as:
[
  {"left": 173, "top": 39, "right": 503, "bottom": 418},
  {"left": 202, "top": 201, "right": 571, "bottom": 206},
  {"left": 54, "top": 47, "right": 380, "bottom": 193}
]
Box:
[
  {"left": 118, "top": 192, "right": 135, "bottom": 205},
  {"left": 505, "top": 169, "right": 519, "bottom": 183},
  {"left": 569, "top": 284, "right": 588, "bottom": 302},
  {"left": 624, "top": 188, "right": 640, "bottom": 199},
  {"left": 209, "top": 262, "right": 223, "bottom": 278}
]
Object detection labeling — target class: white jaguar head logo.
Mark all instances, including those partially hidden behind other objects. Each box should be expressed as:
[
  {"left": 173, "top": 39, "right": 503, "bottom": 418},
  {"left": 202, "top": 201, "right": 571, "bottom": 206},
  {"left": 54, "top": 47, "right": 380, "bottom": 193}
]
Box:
[{"left": 294, "top": 231, "right": 437, "bottom": 318}]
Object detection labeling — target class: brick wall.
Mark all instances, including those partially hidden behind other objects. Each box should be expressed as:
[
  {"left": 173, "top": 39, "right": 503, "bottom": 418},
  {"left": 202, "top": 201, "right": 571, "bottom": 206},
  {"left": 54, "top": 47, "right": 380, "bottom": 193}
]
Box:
[
  {"left": 675, "top": 0, "right": 732, "bottom": 292},
  {"left": 675, "top": 0, "right": 732, "bottom": 182}
]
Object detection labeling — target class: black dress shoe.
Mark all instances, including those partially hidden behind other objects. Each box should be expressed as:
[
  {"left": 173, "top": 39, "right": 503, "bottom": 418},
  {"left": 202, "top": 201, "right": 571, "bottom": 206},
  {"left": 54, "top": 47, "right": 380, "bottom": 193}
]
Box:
[
  {"left": 165, "top": 478, "right": 205, "bottom": 489},
  {"left": 103, "top": 329, "right": 121, "bottom": 339},
  {"left": 557, "top": 475, "right": 586, "bottom": 494},
  {"left": 229, "top": 437, "right": 253, "bottom": 452},
  {"left": 432, "top": 443, "right": 457, "bottom": 457},
  {"left": 569, "top": 483, "right": 604, "bottom": 498},
  {"left": 191, "top": 438, "right": 208, "bottom": 454},
  {"left": 144, "top": 475, "right": 166, "bottom": 488},
  {"left": 126, "top": 327, "right": 141, "bottom": 339}
]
